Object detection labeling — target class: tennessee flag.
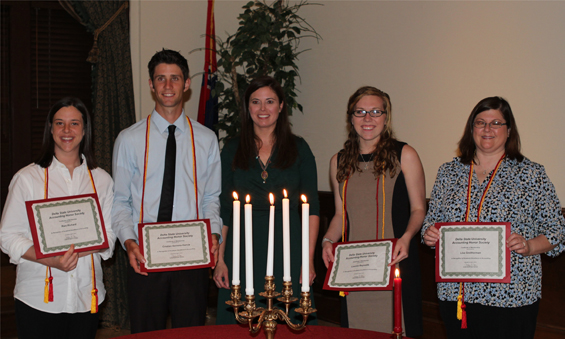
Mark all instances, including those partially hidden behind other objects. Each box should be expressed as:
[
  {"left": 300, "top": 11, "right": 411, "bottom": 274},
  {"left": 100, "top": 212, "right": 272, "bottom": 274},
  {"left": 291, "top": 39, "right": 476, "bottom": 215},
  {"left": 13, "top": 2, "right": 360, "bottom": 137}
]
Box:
[{"left": 197, "top": 0, "right": 218, "bottom": 133}]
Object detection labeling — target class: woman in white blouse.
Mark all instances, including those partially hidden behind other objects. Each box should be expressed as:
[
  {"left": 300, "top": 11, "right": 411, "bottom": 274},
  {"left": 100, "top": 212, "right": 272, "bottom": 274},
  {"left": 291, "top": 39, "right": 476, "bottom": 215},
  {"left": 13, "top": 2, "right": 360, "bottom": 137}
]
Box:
[{"left": 0, "top": 97, "right": 115, "bottom": 339}]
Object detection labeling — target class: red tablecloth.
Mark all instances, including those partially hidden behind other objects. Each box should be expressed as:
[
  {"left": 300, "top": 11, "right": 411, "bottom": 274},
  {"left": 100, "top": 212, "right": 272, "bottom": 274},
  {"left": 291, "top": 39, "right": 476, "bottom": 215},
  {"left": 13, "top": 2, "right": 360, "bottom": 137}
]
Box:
[{"left": 117, "top": 324, "right": 412, "bottom": 339}]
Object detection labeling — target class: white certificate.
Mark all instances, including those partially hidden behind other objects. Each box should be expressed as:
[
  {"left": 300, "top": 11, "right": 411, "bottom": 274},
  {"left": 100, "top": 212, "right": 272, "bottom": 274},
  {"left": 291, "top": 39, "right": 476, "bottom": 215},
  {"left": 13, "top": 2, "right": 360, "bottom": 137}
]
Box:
[
  {"left": 436, "top": 222, "right": 511, "bottom": 283},
  {"left": 25, "top": 194, "right": 109, "bottom": 258},
  {"left": 138, "top": 219, "right": 214, "bottom": 272},
  {"left": 323, "top": 239, "right": 395, "bottom": 291}
]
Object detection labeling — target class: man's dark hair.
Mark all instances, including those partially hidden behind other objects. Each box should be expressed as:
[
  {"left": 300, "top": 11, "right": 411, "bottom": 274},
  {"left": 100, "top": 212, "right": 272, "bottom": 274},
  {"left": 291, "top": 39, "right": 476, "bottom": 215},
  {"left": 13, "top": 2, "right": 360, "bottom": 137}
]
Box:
[{"left": 148, "top": 48, "right": 189, "bottom": 80}]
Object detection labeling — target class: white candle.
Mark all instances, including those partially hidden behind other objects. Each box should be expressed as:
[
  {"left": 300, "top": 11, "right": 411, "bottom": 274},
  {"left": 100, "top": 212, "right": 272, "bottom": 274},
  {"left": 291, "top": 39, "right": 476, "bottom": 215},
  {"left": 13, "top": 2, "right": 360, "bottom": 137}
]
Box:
[
  {"left": 244, "top": 195, "right": 254, "bottom": 296},
  {"left": 301, "top": 195, "right": 309, "bottom": 292},
  {"left": 282, "top": 189, "right": 291, "bottom": 282},
  {"left": 232, "top": 192, "right": 240, "bottom": 286},
  {"left": 266, "top": 193, "right": 275, "bottom": 277}
]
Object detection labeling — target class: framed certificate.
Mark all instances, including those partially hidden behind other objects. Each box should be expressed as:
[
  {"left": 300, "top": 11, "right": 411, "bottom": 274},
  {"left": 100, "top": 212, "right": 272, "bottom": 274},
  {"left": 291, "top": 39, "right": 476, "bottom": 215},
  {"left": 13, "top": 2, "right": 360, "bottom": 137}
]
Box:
[
  {"left": 25, "top": 194, "right": 109, "bottom": 259},
  {"left": 323, "top": 239, "right": 396, "bottom": 291},
  {"left": 138, "top": 219, "right": 214, "bottom": 272},
  {"left": 435, "top": 222, "right": 511, "bottom": 283}
]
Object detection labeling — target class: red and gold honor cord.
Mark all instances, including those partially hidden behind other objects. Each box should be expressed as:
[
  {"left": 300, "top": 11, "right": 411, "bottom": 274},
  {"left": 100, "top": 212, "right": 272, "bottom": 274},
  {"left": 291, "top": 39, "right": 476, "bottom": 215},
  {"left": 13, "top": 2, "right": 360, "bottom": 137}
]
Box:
[
  {"left": 44, "top": 165, "right": 99, "bottom": 313},
  {"left": 457, "top": 153, "right": 505, "bottom": 328}
]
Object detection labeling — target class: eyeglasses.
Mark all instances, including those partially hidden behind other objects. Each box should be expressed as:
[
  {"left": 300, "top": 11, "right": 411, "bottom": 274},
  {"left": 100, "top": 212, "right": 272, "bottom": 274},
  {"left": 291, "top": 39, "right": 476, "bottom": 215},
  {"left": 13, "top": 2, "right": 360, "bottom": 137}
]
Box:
[
  {"left": 351, "top": 109, "right": 386, "bottom": 118},
  {"left": 473, "top": 120, "right": 507, "bottom": 129}
]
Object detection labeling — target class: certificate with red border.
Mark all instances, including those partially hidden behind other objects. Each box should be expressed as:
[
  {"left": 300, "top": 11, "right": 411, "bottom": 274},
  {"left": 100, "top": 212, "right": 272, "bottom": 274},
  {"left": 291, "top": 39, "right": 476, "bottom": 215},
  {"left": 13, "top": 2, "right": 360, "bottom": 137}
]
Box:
[
  {"left": 138, "top": 219, "right": 214, "bottom": 272},
  {"left": 323, "top": 239, "right": 397, "bottom": 291},
  {"left": 435, "top": 222, "right": 511, "bottom": 283},
  {"left": 25, "top": 194, "right": 109, "bottom": 259}
]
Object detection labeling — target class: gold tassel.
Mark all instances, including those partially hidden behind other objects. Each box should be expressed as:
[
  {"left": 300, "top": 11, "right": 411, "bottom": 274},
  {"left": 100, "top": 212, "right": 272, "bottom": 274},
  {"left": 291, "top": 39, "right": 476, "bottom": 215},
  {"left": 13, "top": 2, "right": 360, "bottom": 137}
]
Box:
[
  {"left": 91, "top": 288, "right": 98, "bottom": 313},
  {"left": 44, "top": 269, "right": 50, "bottom": 303},
  {"left": 90, "top": 254, "right": 98, "bottom": 313},
  {"left": 456, "top": 282, "right": 463, "bottom": 320}
]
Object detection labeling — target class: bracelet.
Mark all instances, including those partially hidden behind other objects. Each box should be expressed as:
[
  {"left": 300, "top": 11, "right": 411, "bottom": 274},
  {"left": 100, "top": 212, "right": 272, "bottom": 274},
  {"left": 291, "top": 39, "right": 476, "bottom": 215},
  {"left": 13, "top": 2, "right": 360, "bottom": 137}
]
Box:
[{"left": 321, "top": 237, "right": 334, "bottom": 247}]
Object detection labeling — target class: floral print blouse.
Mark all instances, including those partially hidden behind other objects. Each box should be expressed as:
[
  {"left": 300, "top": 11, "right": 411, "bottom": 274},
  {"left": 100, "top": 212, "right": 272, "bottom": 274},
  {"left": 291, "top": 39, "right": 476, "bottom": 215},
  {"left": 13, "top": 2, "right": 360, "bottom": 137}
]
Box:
[{"left": 422, "top": 157, "right": 565, "bottom": 307}]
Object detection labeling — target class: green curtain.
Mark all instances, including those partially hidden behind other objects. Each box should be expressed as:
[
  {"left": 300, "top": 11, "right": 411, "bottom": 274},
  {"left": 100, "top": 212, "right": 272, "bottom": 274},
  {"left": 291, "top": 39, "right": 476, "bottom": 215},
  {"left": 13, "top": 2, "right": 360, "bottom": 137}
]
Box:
[{"left": 60, "top": 0, "right": 135, "bottom": 330}]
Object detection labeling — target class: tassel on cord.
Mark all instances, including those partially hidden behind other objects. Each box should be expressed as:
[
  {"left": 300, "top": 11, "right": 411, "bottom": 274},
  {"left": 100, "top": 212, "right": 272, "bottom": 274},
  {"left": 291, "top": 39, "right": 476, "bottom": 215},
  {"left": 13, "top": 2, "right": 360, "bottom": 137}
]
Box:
[
  {"left": 460, "top": 285, "right": 467, "bottom": 329},
  {"left": 48, "top": 275, "right": 54, "bottom": 302},
  {"left": 456, "top": 282, "right": 468, "bottom": 329},
  {"left": 43, "top": 267, "right": 54, "bottom": 303},
  {"left": 90, "top": 254, "right": 98, "bottom": 313},
  {"left": 339, "top": 179, "right": 349, "bottom": 299},
  {"left": 461, "top": 301, "right": 467, "bottom": 328},
  {"left": 44, "top": 267, "right": 50, "bottom": 303},
  {"left": 91, "top": 289, "right": 98, "bottom": 313},
  {"left": 456, "top": 282, "right": 463, "bottom": 320}
]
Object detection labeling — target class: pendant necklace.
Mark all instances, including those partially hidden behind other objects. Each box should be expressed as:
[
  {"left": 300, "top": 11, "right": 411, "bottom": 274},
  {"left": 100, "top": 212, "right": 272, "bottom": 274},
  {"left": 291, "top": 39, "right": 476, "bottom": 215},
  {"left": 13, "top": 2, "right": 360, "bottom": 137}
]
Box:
[
  {"left": 360, "top": 153, "right": 373, "bottom": 171},
  {"left": 257, "top": 146, "right": 274, "bottom": 183}
]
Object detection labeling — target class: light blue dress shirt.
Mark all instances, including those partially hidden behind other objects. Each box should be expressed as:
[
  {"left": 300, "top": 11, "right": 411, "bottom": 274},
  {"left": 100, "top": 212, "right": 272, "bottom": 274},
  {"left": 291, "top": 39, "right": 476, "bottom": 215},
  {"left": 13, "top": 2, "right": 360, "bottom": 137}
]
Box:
[{"left": 112, "top": 110, "right": 222, "bottom": 248}]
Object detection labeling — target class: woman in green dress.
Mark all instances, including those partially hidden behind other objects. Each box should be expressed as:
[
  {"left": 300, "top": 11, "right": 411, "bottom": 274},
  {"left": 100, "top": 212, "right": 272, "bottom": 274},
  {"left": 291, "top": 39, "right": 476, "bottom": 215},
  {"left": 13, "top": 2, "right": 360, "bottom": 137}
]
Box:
[{"left": 213, "top": 76, "right": 320, "bottom": 325}]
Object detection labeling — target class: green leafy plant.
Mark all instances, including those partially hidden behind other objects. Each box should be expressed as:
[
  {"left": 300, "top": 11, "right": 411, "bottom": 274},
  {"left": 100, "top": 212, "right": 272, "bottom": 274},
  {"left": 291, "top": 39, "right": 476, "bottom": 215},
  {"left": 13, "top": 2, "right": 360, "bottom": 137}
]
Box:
[{"left": 210, "top": 0, "right": 321, "bottom": 143}]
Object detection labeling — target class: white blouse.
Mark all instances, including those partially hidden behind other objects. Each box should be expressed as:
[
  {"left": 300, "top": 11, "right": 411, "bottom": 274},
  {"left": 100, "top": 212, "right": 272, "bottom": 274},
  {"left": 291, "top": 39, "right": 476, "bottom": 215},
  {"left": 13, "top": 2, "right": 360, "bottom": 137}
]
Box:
[{"left": 0, "top": 156, "right": 115, "bottom": 313}]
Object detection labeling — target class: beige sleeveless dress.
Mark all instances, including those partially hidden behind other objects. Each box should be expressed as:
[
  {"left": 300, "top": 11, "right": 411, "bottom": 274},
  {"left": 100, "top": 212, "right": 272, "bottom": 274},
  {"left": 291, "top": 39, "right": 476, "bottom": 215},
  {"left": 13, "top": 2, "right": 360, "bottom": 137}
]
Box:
[{"left": 339, "top": 160, "right": 406, "bottom": 332}]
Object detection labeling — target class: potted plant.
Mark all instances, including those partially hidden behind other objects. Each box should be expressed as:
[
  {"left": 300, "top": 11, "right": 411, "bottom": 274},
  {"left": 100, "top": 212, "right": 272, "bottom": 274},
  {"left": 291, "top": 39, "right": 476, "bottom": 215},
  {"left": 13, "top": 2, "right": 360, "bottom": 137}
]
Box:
[{"left": 205, "top": 0, "right": 321, "bottom": 142}]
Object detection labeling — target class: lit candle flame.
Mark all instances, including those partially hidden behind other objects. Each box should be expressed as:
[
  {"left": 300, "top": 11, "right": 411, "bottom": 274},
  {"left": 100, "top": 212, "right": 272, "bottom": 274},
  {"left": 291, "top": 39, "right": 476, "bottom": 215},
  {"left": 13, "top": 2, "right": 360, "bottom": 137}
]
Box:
[
  {"left": 301, "top": 194, "right": 307, "bottom": 203},
  {"left": 246, "top": 194, "right": 251, "bottom": 204},
  {"left": 233, "top": 192, "right": 239, "bottom": 200},
  {"left": 283, "top": 189, "right": 288, "bottom": 198},
  {"left": 269, "top": 193, "right": 274, "bottom": 205},
  {"left": 395, "top": 268, "right": 400, "bottom": 278}
]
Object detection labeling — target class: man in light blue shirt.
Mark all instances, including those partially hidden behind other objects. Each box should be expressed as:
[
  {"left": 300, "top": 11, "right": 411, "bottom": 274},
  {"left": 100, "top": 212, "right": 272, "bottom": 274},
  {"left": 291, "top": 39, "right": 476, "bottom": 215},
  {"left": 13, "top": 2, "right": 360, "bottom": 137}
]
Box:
[{"left": 112, "top": 49, "right": 221, "bottom": 333}]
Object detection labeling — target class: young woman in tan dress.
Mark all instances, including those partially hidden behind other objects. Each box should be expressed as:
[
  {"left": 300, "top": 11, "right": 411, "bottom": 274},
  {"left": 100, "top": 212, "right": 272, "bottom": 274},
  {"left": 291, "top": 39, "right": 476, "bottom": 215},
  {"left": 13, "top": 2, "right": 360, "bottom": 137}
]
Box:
[{"left": 321, "top": 86, "right": 426, "bottom": 336}]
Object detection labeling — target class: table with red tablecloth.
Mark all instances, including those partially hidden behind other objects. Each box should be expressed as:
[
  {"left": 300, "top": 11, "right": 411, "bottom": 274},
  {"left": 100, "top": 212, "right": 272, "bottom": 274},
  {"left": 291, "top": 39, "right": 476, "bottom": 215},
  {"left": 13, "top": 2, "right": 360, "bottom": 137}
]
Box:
[{"left": 117, "top": 324, "right": 412, "bottom": 339}]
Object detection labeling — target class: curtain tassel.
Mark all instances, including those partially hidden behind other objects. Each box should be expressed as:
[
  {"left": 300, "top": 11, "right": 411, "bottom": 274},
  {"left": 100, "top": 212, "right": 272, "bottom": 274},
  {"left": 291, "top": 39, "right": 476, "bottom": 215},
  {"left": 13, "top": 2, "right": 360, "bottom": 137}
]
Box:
[
  {"left": 86, "top": 40, "right": 99, "bottom": 64},
  {"left": 85, "top": 2, "right": 129, "bottom": 64}
]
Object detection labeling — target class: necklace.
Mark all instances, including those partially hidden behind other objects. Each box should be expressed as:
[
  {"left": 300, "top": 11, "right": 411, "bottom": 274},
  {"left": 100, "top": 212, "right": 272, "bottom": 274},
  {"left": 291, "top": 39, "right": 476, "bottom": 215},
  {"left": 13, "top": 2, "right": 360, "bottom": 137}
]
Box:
[
  {"left": 257, "top": 147, "right": 274, "bottom": 183},
  {"left": 360, "top": 153, "right": 373, "bottom": 170}
]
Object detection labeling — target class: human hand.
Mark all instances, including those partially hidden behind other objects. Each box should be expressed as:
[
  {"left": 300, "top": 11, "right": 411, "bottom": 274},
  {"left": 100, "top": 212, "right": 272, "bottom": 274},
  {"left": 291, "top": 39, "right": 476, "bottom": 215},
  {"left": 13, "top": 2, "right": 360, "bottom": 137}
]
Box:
[
  {"left": 124, "top": 239, "right": 148, "bottom": 276},
  {"left": 213, "top": 261, "right": 230, "bottom": 289},
  {"left": 507, "top": 233, "right": 531, "bottom": 256},
  {"left": 321, "top": 241, "right": 335, "bottom": 268},
  {"left": 309, "top": 259, "right": 316, "bottom": 285},
  {"left": 44, "top": 244, "right": 79, "bottom": 272},
  {"left": 389, "top": 236, "right": 410, "bottom": 266},
  {"left": 299, "top": 264, "right": 316, "bottom": 286},
  {"left": 211, "top": 234, "right": 219, "bottom": 268},
  {"left": 423, "top": 226, "right": 440, "bottom": 247}
]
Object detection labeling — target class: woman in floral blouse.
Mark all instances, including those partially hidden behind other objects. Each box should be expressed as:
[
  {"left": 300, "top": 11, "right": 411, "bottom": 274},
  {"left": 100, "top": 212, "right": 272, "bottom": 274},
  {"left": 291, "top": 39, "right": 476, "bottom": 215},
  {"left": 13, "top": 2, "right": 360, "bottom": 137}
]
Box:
[{"left": 422, "top": 96, "right": 564, "bottom": 339}]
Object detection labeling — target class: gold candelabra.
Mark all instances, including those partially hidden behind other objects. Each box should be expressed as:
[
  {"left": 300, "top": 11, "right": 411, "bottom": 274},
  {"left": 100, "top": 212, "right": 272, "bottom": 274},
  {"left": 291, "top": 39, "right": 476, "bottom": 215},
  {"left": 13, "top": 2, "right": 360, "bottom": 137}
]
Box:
[
  {"left": 226, "top": 276, "right": 316, "bottom": 339},
  {"left": 392, "top": 331, "right": 404, "bottom": 339}
]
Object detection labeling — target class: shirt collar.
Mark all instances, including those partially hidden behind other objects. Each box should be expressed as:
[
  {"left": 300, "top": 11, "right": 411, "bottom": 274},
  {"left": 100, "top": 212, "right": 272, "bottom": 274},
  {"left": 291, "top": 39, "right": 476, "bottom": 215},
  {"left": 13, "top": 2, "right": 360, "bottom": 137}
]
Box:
[
  {"left": 50, "top": 154, "right": 88, "bottom": 172},
  {"left": 151, "top": 109, "right": 188, "bottom": 134}
]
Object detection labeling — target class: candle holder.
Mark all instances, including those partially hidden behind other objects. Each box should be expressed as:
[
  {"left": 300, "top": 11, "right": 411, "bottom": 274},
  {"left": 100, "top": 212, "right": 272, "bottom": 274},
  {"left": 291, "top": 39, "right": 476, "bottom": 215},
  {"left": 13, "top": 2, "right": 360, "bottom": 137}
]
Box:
[
  {"left": 392, "top": 330, "right": 404, "bottom": 339},
  {"left": 226, "top": 276, "right": 316, "bottom": 339}
]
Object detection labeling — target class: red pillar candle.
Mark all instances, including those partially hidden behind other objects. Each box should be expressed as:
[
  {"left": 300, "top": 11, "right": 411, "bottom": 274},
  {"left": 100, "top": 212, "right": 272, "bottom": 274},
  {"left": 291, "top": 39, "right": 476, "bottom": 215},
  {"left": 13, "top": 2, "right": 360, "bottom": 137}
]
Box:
[{"left": 394, "top": 268, "right": 402, "bottom": 333}]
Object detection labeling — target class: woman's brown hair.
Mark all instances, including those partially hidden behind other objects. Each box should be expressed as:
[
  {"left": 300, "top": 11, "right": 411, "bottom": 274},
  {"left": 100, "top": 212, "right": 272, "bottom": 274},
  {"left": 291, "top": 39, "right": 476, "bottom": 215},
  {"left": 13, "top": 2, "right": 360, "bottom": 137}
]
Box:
[
  {"left": 232, "top": 76, "right": 297, "bottom": 170},
  {"left": 336, "top": 86, "right": 399, "bottom": 182},
  {"left": 457, "top": 96, "right": 523, "bottom": 164}
]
